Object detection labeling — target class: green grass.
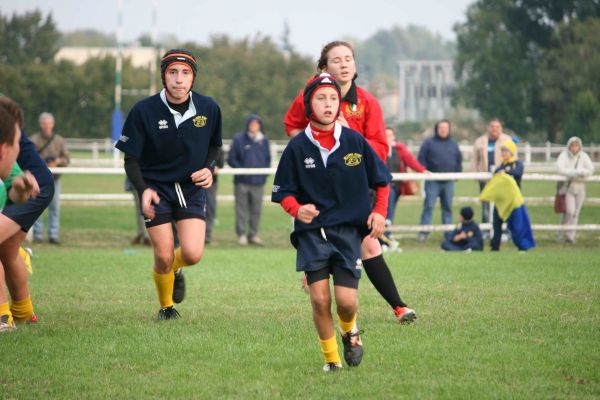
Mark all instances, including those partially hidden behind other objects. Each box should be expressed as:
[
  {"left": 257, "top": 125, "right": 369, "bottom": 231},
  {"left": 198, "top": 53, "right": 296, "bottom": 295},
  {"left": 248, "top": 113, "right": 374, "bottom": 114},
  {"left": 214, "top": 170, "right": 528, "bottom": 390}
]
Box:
[
  {"left": 1, "top": 199, "right": 600, "bottom": 399},
  {"left": 1, "top": 246, "right": 599, "bottom": 399}
]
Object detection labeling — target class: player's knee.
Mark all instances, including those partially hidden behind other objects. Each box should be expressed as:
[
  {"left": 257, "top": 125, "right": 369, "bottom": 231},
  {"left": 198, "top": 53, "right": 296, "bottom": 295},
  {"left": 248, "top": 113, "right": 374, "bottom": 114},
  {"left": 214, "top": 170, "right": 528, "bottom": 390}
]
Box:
[
  {"left": 361, "top": 237, "right": 381, "bottom": 259},
  {"left": 336, "top": 298, "right": 357, "bottom": 316},
  {"left": 310, "top": 292, "right": 331, "bottom": 314},
  {"left": 154, "top": 252, "right": 174, "bottom": 272},
  {"left": 181, "top": 248, "right": 203, "bottom": 266}
]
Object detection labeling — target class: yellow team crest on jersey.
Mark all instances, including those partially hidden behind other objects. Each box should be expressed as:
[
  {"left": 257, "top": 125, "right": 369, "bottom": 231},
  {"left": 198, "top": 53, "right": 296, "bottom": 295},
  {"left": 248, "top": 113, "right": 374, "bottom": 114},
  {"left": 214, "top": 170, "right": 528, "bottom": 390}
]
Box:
[
  {"left": 344, "top": 153, "right": 362, "bottom": 167},
  {"left": 193, "top": 115, "right": 208, "bottom": 127}
]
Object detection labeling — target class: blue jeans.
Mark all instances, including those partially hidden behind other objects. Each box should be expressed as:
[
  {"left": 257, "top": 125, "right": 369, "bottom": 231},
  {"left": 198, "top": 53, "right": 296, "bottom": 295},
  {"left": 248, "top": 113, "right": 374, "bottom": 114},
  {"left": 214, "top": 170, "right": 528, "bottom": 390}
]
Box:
[
  {"left": 33, "top": 179, "right": 61, "bottom": 241},
  {"left": 387, "top": 185, "right": 401, "bottom": 224},
  {"left": 419, "top": 180, "right": 454, "bottom": 238}
]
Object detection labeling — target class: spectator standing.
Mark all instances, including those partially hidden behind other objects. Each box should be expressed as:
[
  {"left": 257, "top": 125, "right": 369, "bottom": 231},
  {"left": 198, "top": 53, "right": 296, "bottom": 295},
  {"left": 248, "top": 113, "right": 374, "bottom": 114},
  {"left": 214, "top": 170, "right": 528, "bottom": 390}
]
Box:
[
  {"left": 205, "top": 149, "right": 224, "bottom": 245},
  {"left": 29, "top": 112, "right": 69, "bottom": 244},
  {"left": 227, "top": 114, "right": 271, "bottom": 246},
  {"left": 385, "top": 126, "right": 426, "bottom": 226},
  {"left": 125, "top": 178, "right": 151, "bottom": 246},
  {"left": 472, "top": 118, "right": 512, "bottom": 230},
  {"left": 556, "top": 136, "right": 595, "bottom": 244},
  {"left": 417, "top": 119, "right": 462, "bottom": 241}
]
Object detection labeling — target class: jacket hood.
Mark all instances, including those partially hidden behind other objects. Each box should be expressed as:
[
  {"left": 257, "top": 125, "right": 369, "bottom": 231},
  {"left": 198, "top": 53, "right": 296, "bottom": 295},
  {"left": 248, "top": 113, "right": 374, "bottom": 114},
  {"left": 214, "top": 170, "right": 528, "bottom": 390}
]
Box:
[
  {"left": 566, "top": 136, "right": 582, "bottom": 155},
  {"left": 245, "top": 114, "right": 263, "bottom": 132},
  {"left": 434, "top": 120, "right": 451, "bottom": 140}
]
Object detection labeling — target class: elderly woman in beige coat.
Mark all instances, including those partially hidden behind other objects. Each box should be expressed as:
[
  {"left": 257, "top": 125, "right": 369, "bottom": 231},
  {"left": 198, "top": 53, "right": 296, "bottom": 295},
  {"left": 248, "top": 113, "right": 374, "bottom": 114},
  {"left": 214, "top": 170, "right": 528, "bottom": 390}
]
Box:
[{"left": 556, "top": 136, "right": 595, "bottom": 244}]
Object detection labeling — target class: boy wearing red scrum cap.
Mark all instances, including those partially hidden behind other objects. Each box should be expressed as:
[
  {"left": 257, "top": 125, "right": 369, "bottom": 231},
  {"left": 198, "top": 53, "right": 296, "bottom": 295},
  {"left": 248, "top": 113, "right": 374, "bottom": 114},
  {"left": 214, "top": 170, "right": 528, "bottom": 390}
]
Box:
[
  {"left": 272, "top": 74, "right": 391, "bottom": 372},
  {"left": 284, "top": 41, "right": 417, "bottom": 325},
  {"left": 115, "top": 49, "right": 222, "bottom": 320}
]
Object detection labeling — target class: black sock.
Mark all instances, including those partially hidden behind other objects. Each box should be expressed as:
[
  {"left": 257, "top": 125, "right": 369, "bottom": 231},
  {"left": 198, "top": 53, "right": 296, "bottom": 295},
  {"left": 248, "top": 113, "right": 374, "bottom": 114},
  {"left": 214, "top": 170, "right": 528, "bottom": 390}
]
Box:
[{"left": 363, "top": 254, "right": 407, "bottom": 309}]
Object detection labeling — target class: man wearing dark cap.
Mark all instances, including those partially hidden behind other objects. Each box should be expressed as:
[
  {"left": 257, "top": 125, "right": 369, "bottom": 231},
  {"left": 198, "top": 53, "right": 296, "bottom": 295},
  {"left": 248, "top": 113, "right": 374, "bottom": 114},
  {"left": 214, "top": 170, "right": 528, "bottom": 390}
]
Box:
[
  {"left": 115, "top": 49, "right": 222, "bottom": 320},
  {"left": 440, "top": 206, "right": 484, "bottom": 251}
]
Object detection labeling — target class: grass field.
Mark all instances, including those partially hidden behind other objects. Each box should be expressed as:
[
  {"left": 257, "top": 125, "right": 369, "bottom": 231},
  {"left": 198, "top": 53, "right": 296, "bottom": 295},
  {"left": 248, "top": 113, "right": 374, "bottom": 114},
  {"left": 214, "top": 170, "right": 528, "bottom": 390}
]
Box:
[{"left": 1, "top": 174, "right": 600, "bottom": 399}]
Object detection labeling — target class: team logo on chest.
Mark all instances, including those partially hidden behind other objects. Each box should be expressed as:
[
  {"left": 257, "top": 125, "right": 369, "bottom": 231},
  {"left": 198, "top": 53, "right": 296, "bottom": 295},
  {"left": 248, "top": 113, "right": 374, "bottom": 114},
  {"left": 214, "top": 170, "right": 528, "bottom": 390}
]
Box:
[
  {"left": 343, "top": 153, "right": 362, "bottom": 167},
  {"left": 344, "top": 102, "right": 365, "bottom": 118},
  {"left": 193, "top": 115, "right": 208, "bottom": 127},
  {"left": 158, "top": 120, "right": 169, "bottom": 130},
  {"left": 304, "top": 157, "right": 316, "bottom": 169}
]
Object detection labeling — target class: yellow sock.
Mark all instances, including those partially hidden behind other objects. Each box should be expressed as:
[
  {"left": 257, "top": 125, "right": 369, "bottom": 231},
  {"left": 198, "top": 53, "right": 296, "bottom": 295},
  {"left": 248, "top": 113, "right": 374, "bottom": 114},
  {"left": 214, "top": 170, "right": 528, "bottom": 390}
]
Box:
[
  {"left": 10, "top": 297, "right": 34, "bottom": 322},
  {"left": 319, "top": 335, "right": 341, "bottom": 364},
  {"left": 19, "top": 247, "right": 33, "bottom": 274},
  {"left": 0, "top": 302, "right": 14, "bottom": 325},
  {"left": 171, "top": 247, "right": 187, "bottom": 272},
  {"left": 339, "top": 313, "right": 357, "bottom": 334},
  {"left": 152, "top": 271, "right": 174, "bottom": 308}
]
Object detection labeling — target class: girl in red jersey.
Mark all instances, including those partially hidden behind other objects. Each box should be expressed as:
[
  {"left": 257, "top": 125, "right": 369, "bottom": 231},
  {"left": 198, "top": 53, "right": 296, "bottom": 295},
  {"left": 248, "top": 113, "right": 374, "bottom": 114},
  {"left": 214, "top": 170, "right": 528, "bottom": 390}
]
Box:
[{"left": 284, "top": 41, "right": 416, "bottom": 324}]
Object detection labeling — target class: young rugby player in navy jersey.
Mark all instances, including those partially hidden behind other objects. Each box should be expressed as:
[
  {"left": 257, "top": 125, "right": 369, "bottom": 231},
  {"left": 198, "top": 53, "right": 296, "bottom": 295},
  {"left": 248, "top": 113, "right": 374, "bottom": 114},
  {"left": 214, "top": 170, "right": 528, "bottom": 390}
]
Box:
[
  {"left": 273, "top": 74, "right": 391, "bottom": 372},
  {"left": 115, "top": 49, "right": 222, "bottom": 320},
  {"left": 284, "top": 41, "right": 417, "bottom": 324}
]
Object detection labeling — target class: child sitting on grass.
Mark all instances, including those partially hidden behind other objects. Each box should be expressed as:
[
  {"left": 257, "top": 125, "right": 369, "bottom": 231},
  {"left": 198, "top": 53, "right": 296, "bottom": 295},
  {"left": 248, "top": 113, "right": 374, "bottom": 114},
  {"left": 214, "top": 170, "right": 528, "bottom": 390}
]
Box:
[{"left": 441, "top": 206, "right": 483, "bottom": 252}]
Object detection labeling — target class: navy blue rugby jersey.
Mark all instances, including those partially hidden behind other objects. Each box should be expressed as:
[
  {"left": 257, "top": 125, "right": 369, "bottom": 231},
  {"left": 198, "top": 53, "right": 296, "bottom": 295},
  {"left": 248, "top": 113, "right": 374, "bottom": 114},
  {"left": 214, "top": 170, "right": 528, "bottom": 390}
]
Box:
[
  {"left": 17, "top": 130, "right": 53, "bottom": 187},
  {"left": 115, "top": 91, "right": 222, "bottom": 183},
  {"left": 272, "top": 125, "right": 391, "bottom": 234}
]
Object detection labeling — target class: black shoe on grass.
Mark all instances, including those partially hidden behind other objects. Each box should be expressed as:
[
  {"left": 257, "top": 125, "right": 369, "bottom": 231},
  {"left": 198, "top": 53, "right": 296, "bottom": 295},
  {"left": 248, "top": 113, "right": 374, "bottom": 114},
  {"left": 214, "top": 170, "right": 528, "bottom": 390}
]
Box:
[
  {"left": 173, "top": 269, "right": 186, "bottom": 304},
  {"left": 341, "top": 329, "right": 364, "bottom": 367},
  {"left": 157, "top": 306, "right": 180, "bottom": 320}
]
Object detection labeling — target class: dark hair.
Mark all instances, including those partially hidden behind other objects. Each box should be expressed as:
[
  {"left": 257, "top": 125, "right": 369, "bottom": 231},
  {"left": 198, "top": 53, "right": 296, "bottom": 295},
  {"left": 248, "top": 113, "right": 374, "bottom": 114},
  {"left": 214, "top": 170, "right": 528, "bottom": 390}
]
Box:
[
  {"left": 317, "top": 41, "right": 355, "bottom": 71},
  {"left": 489, "top": 117, "right": 503, "bottom": 126},
  {"left": 0, "top": 106, "right": 17, "bottom": 145},
  {"left": 385, "top": 126, "right": 396, "bottom": 133},
  {"left": 0, "top": 96, "right": 24, "bottom": 128}
]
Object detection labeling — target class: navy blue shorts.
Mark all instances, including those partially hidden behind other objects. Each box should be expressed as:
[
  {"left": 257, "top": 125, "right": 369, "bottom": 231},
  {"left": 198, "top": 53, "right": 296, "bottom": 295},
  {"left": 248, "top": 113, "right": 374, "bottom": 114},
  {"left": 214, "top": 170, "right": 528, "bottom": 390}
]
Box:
[
  {"left": 294, "top": 226, "right": 362, "bottom": 288},
  {"left": 141, "top": 179, "right": 206, "bottom": 228},
  {"left": 2, "top": 180, "right": 54, "bottom": 232}
]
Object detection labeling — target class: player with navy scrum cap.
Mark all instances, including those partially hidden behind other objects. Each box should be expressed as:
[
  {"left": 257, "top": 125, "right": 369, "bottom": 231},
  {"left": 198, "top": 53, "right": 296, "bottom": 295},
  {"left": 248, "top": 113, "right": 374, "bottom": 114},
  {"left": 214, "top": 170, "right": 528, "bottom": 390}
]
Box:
[
  {"left": 115, "top": 48, "right": 222, "bottom": 320},
  {"left": 273, "top": 74, "right": 391, "bottom": 371}
]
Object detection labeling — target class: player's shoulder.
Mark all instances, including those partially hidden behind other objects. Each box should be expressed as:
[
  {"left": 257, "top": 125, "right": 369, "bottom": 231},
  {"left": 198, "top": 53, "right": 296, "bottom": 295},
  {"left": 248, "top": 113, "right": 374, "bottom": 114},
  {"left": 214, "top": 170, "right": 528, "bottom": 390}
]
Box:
[
  {"left": 131, "top": 93, "right": 163, "bottom": 114},
  {"left": 355, "top": 85, "right": 378, "bottom": 103},
  {"left": 340, "top": 126, "right": 367, "bottom": 144}
]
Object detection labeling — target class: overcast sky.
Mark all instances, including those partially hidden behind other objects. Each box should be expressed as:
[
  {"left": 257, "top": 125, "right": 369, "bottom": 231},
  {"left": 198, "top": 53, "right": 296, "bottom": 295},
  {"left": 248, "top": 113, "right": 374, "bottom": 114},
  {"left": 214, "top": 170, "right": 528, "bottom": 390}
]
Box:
[{"left": 2, "top": 0, "right": 475, "bottom": 56}]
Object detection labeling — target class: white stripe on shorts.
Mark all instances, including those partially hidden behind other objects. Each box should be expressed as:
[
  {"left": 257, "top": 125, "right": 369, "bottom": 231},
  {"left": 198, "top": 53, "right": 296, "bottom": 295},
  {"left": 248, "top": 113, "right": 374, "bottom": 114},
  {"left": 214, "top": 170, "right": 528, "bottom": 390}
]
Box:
[{"left": 174, "top": 182, "right": 187, "bottom": 208}]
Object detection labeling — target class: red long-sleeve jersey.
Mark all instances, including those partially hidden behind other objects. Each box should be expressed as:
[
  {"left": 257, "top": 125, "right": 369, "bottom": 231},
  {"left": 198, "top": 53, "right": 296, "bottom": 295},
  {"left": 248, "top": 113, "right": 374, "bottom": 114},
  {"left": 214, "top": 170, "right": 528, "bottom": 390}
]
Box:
[{"left": 283, "top": 82, "right": 389, "bottom": 161}]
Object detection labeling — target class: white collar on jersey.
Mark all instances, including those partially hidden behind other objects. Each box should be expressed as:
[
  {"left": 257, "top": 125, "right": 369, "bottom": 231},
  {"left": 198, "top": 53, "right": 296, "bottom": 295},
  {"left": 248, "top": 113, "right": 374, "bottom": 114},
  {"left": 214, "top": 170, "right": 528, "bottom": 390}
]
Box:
[
  {"left": 304, "top": 122, "right": 342, "bottom": 167},
  {"left": 159, "top": 88, "right": 197, "bottom": 128}
]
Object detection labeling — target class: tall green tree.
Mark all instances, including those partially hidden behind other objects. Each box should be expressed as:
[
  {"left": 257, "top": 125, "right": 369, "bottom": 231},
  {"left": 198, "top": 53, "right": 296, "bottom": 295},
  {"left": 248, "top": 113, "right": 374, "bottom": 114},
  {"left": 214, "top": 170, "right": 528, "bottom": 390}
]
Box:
[
  {"left": 184, "top": 35, "right": 313, "bottom": 138},
  {"left": 540, "top": 17, "right": 600, "bottom": 143},
  {"left": 454, "top": 0, "right": 600, "bottom": 141},
  {"left": 0, "top": 10, "right": 60, "bottom": 64}
]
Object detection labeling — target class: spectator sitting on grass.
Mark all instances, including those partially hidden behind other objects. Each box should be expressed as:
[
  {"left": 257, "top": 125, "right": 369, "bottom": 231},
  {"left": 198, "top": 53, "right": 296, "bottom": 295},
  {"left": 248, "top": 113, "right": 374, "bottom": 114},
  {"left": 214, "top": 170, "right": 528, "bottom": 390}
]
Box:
[{"left": 441, "top": 206, "right": 483, "bottom": 252}]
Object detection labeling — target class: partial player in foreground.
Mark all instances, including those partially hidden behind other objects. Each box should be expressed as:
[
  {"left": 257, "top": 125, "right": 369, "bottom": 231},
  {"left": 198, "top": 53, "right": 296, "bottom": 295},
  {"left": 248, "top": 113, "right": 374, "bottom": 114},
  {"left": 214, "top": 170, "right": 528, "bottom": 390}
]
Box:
[
  {"left": 115, "top": 49, "right": 222, "bottom": 320},
  {"left": 283, "top": 41, "right": 416, "bottom": 324},
  {"left": 0, "top": 97, "right": 53, "bottom": 331},
  {"left": 0, "top": 102, "right": 41, "bottom": 332},
  {"left": 272, "top": 74, "right": 391, "bottom": 371}
]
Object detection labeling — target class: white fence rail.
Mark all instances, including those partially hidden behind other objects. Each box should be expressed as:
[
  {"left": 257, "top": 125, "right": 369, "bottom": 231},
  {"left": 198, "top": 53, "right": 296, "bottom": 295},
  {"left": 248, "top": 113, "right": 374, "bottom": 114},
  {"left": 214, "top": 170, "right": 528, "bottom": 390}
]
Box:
[
  {"left": 53, "top": 168, "right": 599, "bottom": 232},
  {"left": 51, "top": 167, "right": 600, "bottom": 182},
  {"left": 65, "top": 138, "right": 600, "bottom": 167}
]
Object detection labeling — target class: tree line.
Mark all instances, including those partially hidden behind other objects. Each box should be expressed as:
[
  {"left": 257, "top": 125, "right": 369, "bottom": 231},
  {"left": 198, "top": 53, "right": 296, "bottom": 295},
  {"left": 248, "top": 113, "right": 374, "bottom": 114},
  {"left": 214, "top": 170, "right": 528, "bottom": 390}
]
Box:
[
  {"left": 455, "top": 0, "right": 600, "bottom": 143},
  {"left": 2, "top": 4, "right": 599, "bottom": 143}
]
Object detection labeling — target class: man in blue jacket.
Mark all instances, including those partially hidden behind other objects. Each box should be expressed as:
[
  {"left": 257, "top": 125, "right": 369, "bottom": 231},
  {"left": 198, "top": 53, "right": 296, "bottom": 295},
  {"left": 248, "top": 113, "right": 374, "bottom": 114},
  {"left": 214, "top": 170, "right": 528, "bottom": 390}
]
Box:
[
  {"left": 417, "top": 119, "right": 462, "bottom": 241},
  {"left": 227, "top": 114, "right": 271, "bottom": 245}
]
